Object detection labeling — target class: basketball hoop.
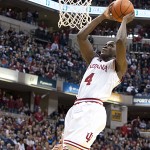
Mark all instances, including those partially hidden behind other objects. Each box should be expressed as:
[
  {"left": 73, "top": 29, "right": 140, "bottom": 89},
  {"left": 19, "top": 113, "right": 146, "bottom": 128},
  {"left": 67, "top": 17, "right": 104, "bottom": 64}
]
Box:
[{"left": 58, "top": 0, "right": 92, "bottom": 30}]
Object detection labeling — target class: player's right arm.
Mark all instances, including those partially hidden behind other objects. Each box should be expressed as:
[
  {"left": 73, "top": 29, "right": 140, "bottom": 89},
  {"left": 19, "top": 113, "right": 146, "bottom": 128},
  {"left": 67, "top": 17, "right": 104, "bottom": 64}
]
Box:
[{"left": 77, "top": 4, "right": 114, "bottom": 64}]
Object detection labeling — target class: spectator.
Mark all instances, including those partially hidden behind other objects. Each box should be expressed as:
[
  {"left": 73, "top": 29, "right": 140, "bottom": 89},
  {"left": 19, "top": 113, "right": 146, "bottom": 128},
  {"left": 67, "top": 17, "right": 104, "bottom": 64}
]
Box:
[
  {"left": 139, "top": 120, "right": 147, "bottom": 130},
  {"left": 0, "top": 140, "right": 7, "bottom": 149},
  {"left": 23, "top": 103, "right": 31, "bottom": 116},
  {"left": 131, "top": 116, "right": 140, "bottom": 130},
  {"left": 126, "top": 83, "right": 138, "bottom": 95},
  {"left": 34, "top": 108, "right": 44, "bottom": 123},
  {"left": 16, "top": 97, "right": 24, "bottom": 114},
  {"left": 51, "top": 41, "right": 59, "bottom": 51},
  {"left": 18, "top": 139, "right": 25, "bottom": 150},
  {"left": 33, "top": 92, "right": 49, "bottom": 112},
  {"left": 26, "top": 135, "right": 34, "bottom": 150},
  {"left": 120, "top": 123, "right": 128, "bottom": 137},
  {"left": 7, "top": 95, "right": 15, "bottom": 113},
  {"left": 132, "top": 127, "right": 140, "bottom": 139}
]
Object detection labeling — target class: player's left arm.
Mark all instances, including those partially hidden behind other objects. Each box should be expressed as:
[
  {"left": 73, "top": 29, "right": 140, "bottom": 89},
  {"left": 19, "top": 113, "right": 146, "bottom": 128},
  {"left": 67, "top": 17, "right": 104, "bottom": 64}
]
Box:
[{"left": 115, "top": 12, "right": 135, "bottom": 80}]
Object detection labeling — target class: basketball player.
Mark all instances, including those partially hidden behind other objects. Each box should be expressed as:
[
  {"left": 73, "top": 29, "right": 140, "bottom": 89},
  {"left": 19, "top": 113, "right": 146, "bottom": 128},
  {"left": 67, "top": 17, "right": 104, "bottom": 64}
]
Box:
[{"left": 61, "top": 4, "right": 135, "bottom": 150}]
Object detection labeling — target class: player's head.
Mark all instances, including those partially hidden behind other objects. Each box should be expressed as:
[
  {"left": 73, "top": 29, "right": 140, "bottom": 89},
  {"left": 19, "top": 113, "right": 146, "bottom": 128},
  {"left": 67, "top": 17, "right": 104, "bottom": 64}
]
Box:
[{"left": 99, "top": 41, "right": 116, "bottom": 60}]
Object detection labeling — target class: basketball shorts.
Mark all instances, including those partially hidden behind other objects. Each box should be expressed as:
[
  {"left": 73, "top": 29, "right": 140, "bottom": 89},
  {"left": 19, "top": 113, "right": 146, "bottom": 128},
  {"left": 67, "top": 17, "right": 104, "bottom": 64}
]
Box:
[{"left": 63, "top": 98, "right": 107, "bottom": 150}]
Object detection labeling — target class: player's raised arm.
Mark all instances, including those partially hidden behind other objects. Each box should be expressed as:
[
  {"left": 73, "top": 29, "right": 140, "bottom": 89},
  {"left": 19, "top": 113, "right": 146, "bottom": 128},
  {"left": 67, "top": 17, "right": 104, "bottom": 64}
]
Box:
[
  {"left": 77, "top": 4, "right": 114, "bottom": 64},
  {"left": 115, "top": 12, "right": 135, "bottom": 79}
]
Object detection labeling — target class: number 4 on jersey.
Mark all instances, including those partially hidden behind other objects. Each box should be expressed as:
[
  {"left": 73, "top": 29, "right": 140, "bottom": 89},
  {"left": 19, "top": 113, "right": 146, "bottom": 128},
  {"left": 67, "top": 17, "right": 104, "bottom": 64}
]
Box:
[{"left": 84, "top": 73, "right": 95, "bottom": 85}]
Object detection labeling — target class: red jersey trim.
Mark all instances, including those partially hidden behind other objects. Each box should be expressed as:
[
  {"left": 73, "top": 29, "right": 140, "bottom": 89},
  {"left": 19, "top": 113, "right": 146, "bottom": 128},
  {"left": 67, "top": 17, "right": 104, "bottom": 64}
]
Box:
[
  {"left": 64, "top": 140, "right": 89, "bottom": 150},
  {"left": 74, "top": 98, "right": 103, "bottom": 105}
]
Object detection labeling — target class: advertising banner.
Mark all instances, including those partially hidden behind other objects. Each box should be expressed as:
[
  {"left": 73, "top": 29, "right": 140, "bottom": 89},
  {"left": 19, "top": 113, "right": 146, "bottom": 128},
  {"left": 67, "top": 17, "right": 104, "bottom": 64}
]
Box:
[
  {"left": 111, "top": 110, "right": 122, "bottom": 122},
  {"left": 63, "top": 82, "right": 79, "bottom": 95},
  {"left": 28, "top": 0, "right": 150, "bottom": 18},
  {"left": 133, "top": 96, "right": 150, "bottom": 105},
  {"left": 37, "top": 77, "right": 56, "bottom": 89}
]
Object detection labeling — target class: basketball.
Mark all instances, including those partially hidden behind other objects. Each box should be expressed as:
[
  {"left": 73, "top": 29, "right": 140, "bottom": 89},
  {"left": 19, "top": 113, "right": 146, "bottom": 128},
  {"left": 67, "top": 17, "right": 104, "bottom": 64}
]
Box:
[{"left": 110, "top": 0, "right": 134, "bottom": 22}]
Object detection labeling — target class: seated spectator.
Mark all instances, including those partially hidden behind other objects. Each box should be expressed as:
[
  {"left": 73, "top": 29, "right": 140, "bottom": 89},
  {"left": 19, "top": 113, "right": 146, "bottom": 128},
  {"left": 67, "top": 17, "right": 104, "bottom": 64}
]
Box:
[
  {"left": 139, "top": 120, "right": 147, "bottom": 130},
  {"left": 51, "top": 41, "right": 59, "bottom": 51},
  {"left": 126, "top": 83, "right": 138, "bottom": 95},
  {"left": 7, "top": 95, "right": 15, "bottom": 113},
  {"left": 16, "top": 97, "right": 24, "bottom": 114},
  {"left": 0, "top": 140, "right": 7, "bottom": 149},
  {"left": 23, "top": 104, "right": 31, "bottom": 116},
  {"left": 132, "top": 127, "right": 141, "bottom": 139},
  {"left": 131, "top": 116, "right": 140, "bottom": 130},
  {"left": 26, "top": 135, "right": 34, "bottom": 150},
  {"left": 146, "top": 121, "right": 150, "bottom": 129}
]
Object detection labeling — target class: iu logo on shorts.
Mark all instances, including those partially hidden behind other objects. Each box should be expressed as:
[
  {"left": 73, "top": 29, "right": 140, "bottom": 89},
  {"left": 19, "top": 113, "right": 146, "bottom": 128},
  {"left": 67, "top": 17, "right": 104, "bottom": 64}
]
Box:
[{"left": 86, "top": 132, "right": 93, "bottom": 142}]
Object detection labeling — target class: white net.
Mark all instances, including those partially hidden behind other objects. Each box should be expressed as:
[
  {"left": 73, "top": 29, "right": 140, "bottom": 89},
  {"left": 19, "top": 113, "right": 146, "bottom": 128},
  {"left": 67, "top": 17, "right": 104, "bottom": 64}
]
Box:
[{"left": 58, "top": 0, "right": 92, "bottom": 30}]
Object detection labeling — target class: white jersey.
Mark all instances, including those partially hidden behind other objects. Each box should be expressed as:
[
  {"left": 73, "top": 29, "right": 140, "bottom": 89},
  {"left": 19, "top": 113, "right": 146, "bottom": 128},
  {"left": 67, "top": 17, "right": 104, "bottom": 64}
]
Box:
[{"left": 77, "top": 57, "right": 120, "bottom": 101}]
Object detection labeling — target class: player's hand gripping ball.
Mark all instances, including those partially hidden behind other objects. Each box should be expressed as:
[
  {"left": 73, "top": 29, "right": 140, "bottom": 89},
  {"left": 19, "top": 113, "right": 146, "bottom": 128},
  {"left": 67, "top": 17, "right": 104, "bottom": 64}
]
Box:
[{"left": 110, "top": 0, "right": 134, "bottom": 22}]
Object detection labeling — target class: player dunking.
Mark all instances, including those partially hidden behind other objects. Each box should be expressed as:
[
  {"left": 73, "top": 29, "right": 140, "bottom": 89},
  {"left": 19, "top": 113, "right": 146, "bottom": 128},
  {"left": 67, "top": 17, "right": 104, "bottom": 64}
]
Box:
[{"left": 53, "top": 3, "right": 135, "bottom": 150}]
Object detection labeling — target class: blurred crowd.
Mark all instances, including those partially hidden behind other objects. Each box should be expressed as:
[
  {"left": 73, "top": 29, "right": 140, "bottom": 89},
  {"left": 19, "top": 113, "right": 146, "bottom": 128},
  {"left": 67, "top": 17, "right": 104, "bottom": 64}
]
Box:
[
  {"left": 0, "top": 106, "right": 150, "bottom": 150},
  {"left": 0, "top": 8, "right": 39, "bottom": 25},
  {"left": 115, "top": 52, "right": 150, "bottom": 96},
  {"left": 0, "top": 26, "right": 85, "bottom": 84},
  {"left": 70, "top": 24, "right": 150, "bottom": 39},
  {"left": 0, "top": 111, "right": 64, "bottom": 149},
  {"left": 0, "top": 89, "right": 26, "bottom": 115},
  {"left": 0, "top": 26, "right": 150, "bottom": 96},
  {"left": 0, "top": 87, "right": 150, "bottom": 150},
  {"left": 0, "top": 88, "right": 63, "bottom": 150}
]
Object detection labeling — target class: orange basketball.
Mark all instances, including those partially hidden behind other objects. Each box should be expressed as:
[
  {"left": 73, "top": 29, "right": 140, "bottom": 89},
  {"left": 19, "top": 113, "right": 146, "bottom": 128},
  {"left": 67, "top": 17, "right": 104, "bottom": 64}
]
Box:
[{"left": 110, "top": 0, "right": 134, "bottom": 22}]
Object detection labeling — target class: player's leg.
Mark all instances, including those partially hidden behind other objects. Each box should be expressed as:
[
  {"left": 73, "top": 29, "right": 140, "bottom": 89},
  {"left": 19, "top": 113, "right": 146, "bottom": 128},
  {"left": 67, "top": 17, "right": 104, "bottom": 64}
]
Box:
[
  {"left": 63, "top": 102, "right": 106, "bottom": 150},
  {"left": 63, "top": 103, "right": 93, "bottom": 150}
]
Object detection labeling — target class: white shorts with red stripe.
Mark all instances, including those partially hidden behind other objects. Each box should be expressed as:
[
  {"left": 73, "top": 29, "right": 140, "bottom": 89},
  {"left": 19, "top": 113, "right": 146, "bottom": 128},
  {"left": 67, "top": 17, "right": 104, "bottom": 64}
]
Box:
[{"left": 63, "top": 98, "right": 107, "bottom": 150}]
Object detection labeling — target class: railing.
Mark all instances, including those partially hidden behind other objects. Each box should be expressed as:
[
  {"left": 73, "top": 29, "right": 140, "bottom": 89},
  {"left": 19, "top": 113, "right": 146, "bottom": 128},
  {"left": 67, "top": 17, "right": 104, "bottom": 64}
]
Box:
[
  {"left": 0, "top": 110, "right": 29, "bottom": 119},
  {"left": 0, "top": 15, "right": 37, "bottom": 33},
  {"left": 0, "top": 19, "right": 20, "bottom": 32}
]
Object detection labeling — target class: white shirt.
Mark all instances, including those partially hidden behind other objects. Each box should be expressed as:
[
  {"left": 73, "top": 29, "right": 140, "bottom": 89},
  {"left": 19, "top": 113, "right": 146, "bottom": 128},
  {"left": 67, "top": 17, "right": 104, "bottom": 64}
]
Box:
[
  {"left": 26, "top": 139, "right": 34, "bottom": 146},
  {"left": 18, "top": 143, "right": 25, "bottom": 150},
  {"left": 51, "top": 43, "right": 58, "bottom": 50}
]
